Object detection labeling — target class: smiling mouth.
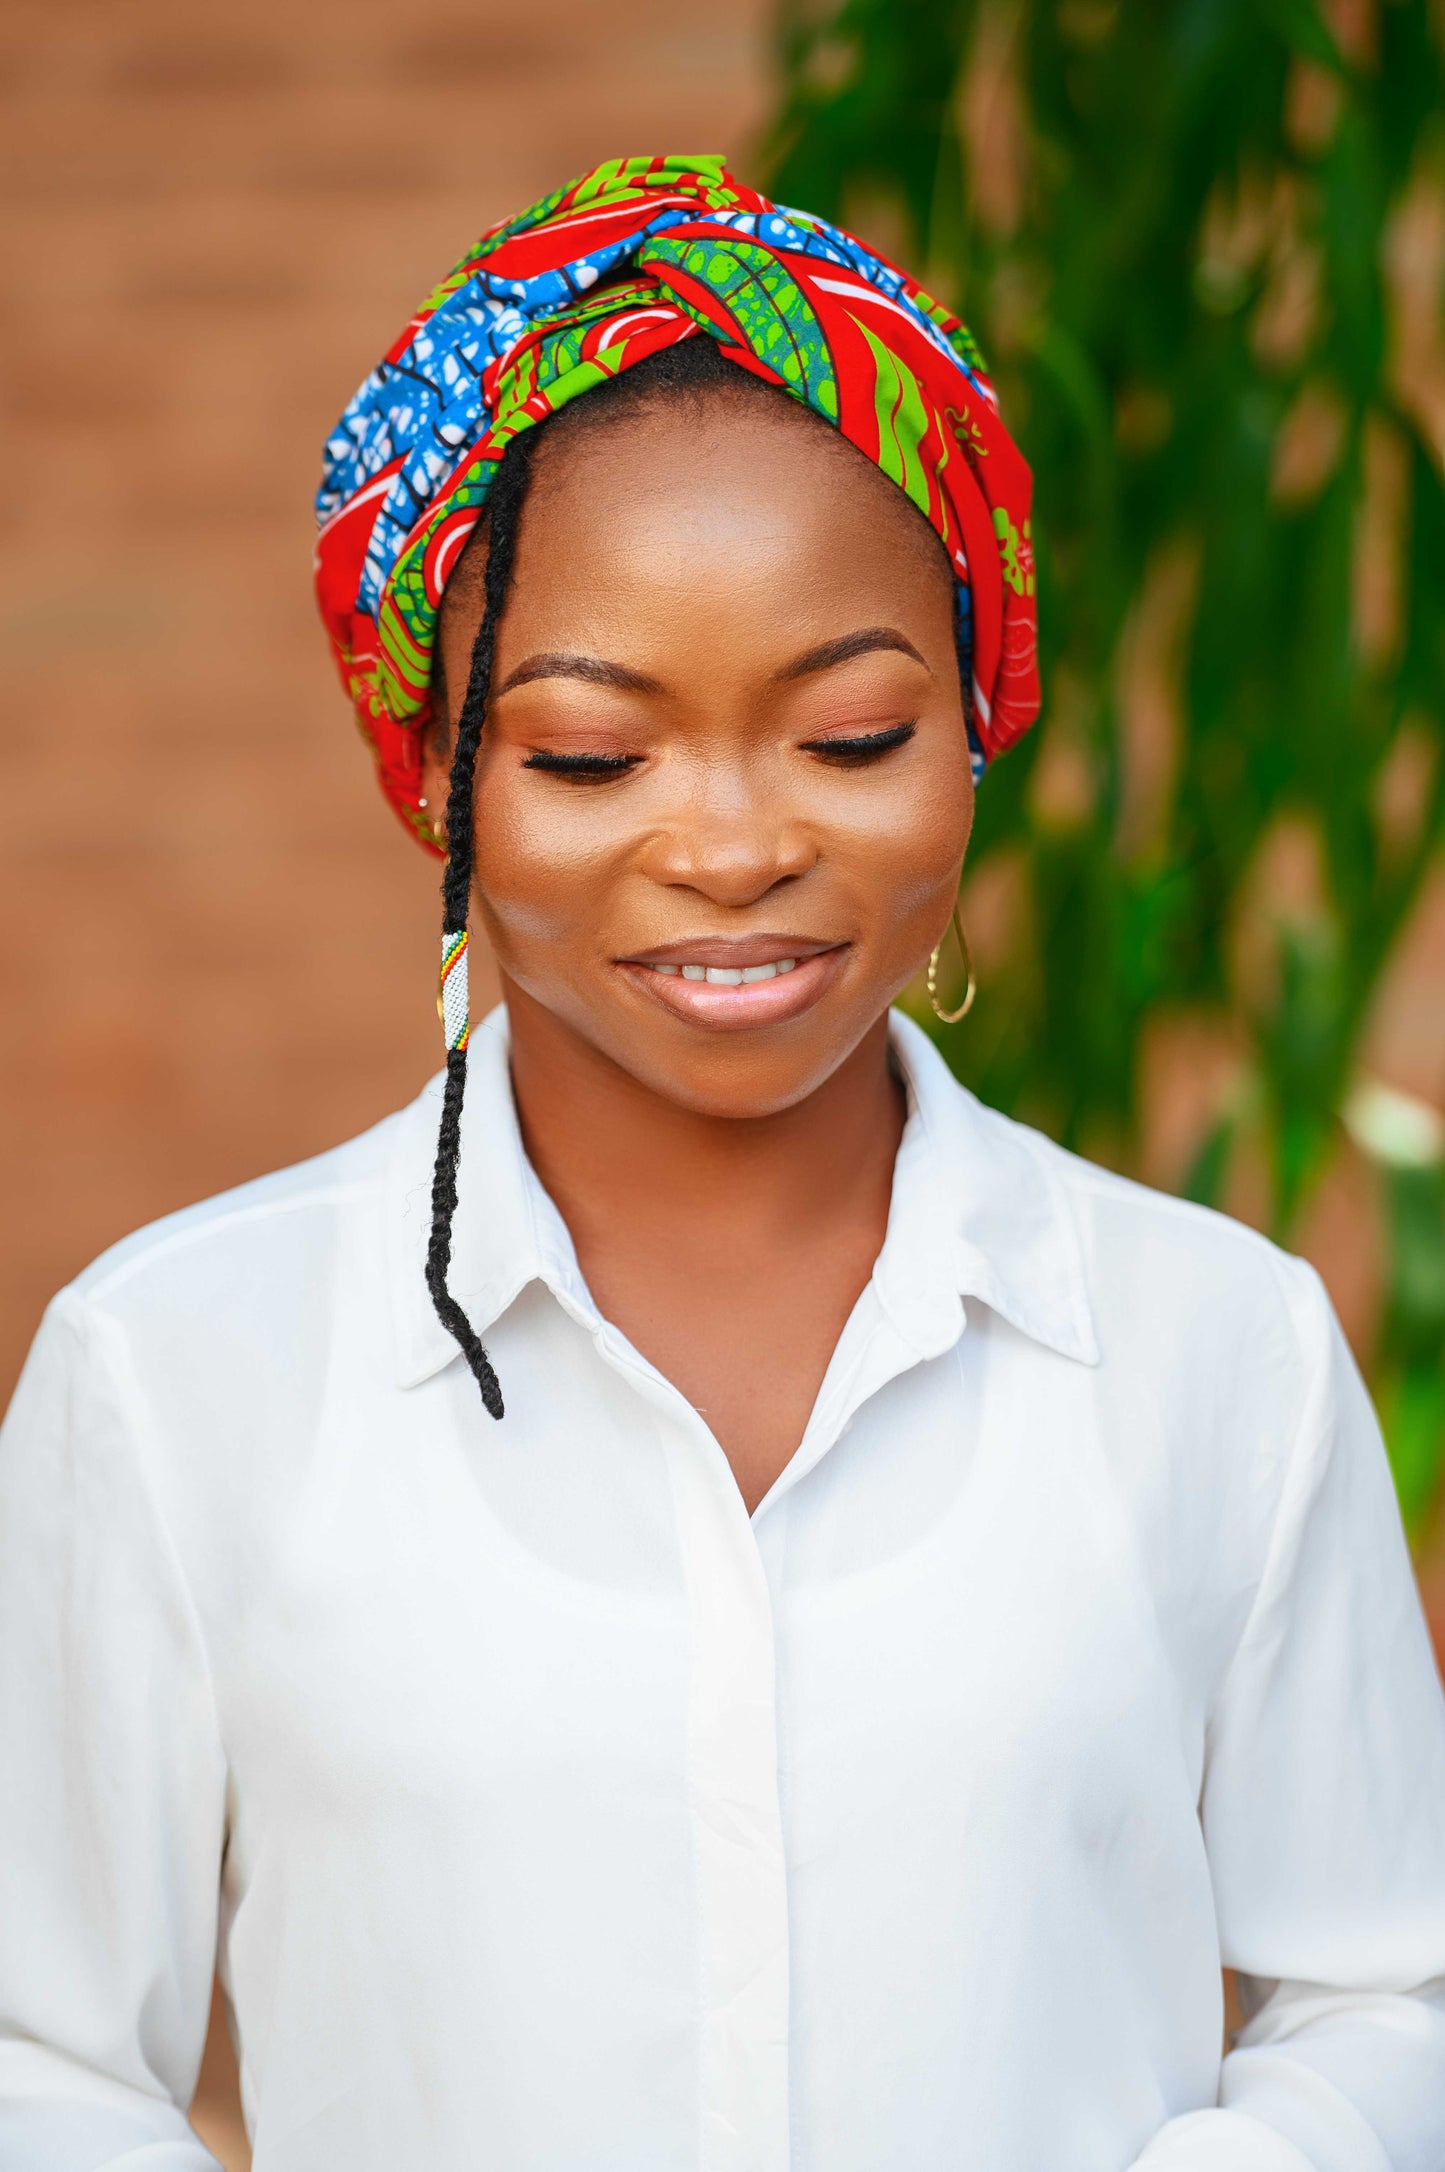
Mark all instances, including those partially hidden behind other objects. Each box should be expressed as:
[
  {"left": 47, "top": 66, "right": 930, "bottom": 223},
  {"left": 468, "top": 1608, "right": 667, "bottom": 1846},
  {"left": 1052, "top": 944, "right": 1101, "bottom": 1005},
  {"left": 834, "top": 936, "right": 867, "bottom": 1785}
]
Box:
[
  {"left": 616, "top": 938, "right": 846, "bottom": 1030},
  {"left": 652, "top": 957, "right": 799, "bottom": 985}
]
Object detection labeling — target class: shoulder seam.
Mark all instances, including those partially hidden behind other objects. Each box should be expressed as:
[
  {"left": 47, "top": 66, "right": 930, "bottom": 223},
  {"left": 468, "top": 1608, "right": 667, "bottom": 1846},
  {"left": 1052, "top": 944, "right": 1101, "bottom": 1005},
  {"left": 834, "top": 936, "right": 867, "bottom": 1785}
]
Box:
[
  {"left": 1204, "top": 1258, "right": 1333, "bottom": 1724},
  {"left": 1034, "top": 1140, "right": 1299, "bottom": 1268},
  {"left": 48, "top": 1290, "right": 229, "bottom": 1771},
  {"left": 78, "top": 1181, "right": 376, "bottom": 1303}
]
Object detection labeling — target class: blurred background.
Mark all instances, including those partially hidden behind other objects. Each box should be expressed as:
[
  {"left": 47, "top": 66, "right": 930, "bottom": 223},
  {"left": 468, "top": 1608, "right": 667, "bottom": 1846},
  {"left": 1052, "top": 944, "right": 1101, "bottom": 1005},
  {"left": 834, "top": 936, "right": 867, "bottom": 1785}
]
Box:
[{"left": 2, "top": 2, "right": 1443, "bottom": 2164}]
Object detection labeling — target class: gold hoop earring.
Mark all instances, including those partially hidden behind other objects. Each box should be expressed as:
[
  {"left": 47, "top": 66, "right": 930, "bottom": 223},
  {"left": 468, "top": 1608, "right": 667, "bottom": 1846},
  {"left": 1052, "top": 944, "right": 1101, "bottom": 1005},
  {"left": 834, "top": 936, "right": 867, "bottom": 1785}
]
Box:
[{"left": 927, "top": 904, "right": 976, "bottom": 1024}]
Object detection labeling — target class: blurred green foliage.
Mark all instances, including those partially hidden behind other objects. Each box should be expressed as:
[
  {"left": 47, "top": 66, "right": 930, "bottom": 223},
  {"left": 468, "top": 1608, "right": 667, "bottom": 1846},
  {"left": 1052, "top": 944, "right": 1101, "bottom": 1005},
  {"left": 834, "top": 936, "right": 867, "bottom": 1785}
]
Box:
[{"left": 762, "top": 0, "right": 1445, "bottom": 1529}]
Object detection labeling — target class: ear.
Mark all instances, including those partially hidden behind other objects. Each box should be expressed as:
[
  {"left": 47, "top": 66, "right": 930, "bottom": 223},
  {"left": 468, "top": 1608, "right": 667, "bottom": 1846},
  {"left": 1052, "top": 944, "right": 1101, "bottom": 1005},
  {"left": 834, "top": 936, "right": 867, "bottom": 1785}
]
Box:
[{"left": 420, "top": 705, "right": 453, "bottom": 835}]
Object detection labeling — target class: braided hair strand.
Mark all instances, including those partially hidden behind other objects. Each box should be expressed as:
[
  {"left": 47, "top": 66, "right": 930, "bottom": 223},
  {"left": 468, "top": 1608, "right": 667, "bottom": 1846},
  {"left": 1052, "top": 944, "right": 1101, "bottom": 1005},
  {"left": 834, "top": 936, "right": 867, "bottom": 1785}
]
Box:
[{"left": 424, "top": 433, "right": 537, "bottom": 1420}]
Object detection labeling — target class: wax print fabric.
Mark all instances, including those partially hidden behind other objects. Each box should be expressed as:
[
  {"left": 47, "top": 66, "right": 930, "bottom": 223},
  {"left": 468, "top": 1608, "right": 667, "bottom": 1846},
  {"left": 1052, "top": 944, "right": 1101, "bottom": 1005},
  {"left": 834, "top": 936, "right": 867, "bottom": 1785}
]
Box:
[{"left": 315, "top": 154, "right": 1040, "bottom": 849}]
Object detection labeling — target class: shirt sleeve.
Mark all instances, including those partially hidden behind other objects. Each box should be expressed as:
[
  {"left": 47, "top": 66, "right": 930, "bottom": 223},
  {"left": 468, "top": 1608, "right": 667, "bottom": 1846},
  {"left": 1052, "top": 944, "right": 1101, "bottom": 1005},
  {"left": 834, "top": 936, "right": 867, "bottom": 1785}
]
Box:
[
  {"left": 1131, "top": 1261, "right": 1445, "bottom": 2172},
  {"left": 0, "top": 1291, "right": 229, "bottom": 2170}
]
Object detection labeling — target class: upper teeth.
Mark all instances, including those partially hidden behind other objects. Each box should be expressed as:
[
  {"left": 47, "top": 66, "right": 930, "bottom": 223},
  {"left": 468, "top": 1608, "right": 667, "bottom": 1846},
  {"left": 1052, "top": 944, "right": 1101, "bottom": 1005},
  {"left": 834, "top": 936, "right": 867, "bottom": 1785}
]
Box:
[{"left": 654, "top": 958, "right": 798, "bottom": 983}]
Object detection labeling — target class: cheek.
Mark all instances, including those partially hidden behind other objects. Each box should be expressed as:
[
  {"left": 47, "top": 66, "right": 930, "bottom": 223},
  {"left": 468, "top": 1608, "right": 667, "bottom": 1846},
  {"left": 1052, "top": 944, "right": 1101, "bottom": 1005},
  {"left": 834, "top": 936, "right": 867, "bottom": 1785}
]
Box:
[
  {"left": 825, "top": 760, "right": 973, "bottom": 942},
  {"left": 466, "top": 754, "right": 627, "bottom": 953}
]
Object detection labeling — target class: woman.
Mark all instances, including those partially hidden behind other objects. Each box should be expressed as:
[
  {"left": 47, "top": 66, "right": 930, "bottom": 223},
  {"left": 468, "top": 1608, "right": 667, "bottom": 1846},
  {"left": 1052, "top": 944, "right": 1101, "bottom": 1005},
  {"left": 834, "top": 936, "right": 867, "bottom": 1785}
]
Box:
[{"left": 1, "top": 155, "right": 1443, "bottom": 2171}]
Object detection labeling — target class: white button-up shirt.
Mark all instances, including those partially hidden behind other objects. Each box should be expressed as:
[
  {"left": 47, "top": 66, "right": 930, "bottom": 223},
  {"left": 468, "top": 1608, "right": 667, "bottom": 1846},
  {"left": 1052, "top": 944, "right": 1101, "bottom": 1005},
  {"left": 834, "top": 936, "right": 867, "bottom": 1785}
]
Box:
[{"left": 2, "top": 1009, "right": 1444, "bottom": 2172}]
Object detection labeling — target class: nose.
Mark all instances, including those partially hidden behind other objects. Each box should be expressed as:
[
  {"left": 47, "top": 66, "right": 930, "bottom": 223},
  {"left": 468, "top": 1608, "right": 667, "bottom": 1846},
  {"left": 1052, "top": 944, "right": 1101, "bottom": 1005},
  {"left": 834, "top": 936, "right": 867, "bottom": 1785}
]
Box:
[{"left": 639, "top": 763, "right": 817, "bottom": 908}]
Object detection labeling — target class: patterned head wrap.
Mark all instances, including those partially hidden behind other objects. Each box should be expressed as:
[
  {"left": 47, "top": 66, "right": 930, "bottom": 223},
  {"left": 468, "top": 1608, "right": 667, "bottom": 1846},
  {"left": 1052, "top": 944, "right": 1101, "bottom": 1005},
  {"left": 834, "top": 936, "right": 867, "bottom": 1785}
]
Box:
[{"left": 315, "top": 154, "right": 1039, "bottom": 850}]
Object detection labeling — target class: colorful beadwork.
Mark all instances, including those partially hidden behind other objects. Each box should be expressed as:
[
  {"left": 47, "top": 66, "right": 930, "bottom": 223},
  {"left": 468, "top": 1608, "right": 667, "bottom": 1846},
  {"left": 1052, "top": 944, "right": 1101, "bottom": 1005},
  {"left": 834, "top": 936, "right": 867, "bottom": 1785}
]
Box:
[
  {"left": 439, "top": 929, "right": 470, "bottom": 1054},
  {"left": 316, "top": 154, "right": 1040, "bottom": 850}
]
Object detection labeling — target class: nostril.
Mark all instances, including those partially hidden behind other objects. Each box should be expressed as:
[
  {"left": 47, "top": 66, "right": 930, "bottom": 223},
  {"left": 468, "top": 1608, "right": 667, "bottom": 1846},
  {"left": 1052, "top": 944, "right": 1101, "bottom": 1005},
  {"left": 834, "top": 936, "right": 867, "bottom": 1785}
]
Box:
[{"left": 640, "top": 820, "right": 819, "bottom": 906}]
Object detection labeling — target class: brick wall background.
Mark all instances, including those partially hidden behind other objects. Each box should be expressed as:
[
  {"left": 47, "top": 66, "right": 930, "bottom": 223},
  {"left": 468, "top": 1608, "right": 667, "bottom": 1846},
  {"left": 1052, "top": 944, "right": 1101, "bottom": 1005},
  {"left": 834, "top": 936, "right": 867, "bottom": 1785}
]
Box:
[{"left": 0, "top": 0, "right": 768, "bottom": 1396}]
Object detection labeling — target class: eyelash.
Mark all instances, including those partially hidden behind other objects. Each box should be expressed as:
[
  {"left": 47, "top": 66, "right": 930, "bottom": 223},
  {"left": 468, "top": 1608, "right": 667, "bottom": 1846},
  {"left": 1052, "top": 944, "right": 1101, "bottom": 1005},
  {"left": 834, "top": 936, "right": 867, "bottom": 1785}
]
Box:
[
  {"left": 523, "top": 750, "right": 641, "bottom": 781},
  {"left": 800, "top": 721, "right": 917, "bottom": 766},
  {"left": 523, "top": 722, "right": 917, "bottom": 782}
]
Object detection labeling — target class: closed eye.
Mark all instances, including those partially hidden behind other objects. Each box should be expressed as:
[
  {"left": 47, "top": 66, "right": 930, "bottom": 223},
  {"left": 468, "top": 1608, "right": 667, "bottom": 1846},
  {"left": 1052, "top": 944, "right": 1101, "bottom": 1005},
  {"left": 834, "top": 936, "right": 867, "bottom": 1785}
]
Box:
[
  {"left": 523, "top": 750, "right": 642, "bottom": 780},
  {"left": 799, "top": 721, "right": 917, "bottom": 766}
]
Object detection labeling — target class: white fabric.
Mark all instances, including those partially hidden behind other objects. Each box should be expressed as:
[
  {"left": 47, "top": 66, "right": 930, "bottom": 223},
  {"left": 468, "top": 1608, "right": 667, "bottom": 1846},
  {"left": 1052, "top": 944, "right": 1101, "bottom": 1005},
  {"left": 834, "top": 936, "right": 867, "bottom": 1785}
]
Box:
[{"left": 2, "top": 1007, "right": 1444, "bottom": 2172}]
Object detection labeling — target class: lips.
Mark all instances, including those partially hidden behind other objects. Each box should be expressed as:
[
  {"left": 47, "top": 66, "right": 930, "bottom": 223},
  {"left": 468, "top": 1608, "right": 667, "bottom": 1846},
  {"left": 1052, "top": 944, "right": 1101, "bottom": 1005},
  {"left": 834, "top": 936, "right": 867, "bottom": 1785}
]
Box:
[{"left": 615, "top": 937, "right": 846, "bottom": 1032}]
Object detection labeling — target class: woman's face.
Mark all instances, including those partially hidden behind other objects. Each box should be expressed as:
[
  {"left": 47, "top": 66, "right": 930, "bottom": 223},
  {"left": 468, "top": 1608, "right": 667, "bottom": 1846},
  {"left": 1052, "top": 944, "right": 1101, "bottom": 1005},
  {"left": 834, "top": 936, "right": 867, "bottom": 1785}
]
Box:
[{"left": 426, "top": 387, "right": 974, "bottom": 1120}]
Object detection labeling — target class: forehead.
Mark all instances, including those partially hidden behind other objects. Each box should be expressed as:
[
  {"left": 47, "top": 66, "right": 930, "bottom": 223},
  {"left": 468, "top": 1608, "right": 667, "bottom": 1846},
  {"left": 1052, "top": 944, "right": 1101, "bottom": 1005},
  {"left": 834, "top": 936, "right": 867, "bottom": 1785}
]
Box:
[
  {"left": 441, "top": 391, "right": 954, "bottom": 669},
  {"left": 525, "top": 390, "right": 948, "bottom": 591}
]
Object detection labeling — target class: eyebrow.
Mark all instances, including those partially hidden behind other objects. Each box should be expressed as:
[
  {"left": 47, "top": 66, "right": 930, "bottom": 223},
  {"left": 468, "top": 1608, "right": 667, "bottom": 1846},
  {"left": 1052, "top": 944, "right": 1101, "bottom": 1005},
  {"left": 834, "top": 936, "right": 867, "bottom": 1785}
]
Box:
[
  {"left": 495, "top": 652, "right": 663, "bottom": 696},
  {"left": 493, "top": 624, "right": 930, "bottom": 700},
  {"left": 774, "top": 626, "right": 930, "bottom": 681}
]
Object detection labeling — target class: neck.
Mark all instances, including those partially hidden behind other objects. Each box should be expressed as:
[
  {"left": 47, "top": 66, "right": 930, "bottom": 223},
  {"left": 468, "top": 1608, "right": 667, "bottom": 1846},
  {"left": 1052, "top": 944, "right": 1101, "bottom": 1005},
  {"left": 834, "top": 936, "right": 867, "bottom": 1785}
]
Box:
[{"left": 502, "top": 982, "right": 905, "bottom": 1266}]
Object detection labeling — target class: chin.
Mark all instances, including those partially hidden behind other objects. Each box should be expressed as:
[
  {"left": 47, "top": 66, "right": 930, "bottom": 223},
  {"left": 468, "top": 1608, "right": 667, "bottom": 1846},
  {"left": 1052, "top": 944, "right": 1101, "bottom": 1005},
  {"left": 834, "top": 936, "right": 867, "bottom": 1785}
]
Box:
[
  {"left": 604, "top": 1013, "right": 885, "bottom": 1122},
  {"left": 501, "top": 964, "right": 899, "bottom": 1123}
]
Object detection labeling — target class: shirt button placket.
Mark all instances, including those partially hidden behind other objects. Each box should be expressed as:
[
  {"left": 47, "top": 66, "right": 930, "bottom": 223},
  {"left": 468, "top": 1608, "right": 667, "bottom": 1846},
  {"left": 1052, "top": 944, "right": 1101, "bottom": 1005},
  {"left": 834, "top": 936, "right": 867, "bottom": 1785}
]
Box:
[{"left": 667, "top": 1415, "right": 792, "bottom": 2172}]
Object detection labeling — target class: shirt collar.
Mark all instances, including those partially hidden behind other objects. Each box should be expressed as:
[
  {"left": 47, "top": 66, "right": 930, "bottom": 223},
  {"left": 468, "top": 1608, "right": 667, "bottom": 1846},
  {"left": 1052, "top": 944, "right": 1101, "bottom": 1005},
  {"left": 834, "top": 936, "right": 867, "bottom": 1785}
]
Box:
[
  {"left": 386, "top": 1004, "right": 1098, "bottom": 1390},
  {"left": 884, "top": 1009, "right": 1099, "bottom": 1367}
]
